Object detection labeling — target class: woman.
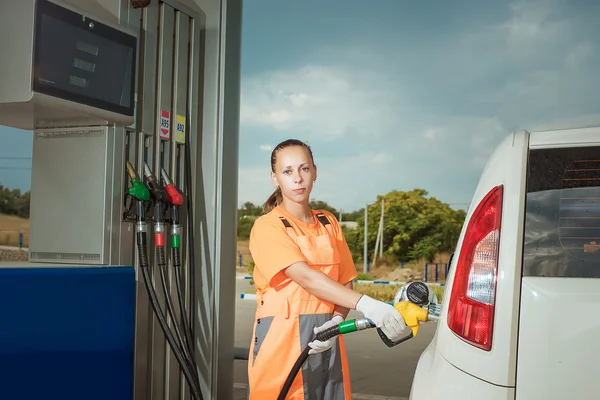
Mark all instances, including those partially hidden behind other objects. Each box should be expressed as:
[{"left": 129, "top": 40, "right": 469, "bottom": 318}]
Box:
[{"left": 247, "top": 139, "right": 407, "bottom": 399}]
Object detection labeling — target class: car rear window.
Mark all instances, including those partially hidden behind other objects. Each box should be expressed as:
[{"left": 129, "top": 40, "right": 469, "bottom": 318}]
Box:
[{"left": 523, "top": 145, "right": 600, "bottom": 278}]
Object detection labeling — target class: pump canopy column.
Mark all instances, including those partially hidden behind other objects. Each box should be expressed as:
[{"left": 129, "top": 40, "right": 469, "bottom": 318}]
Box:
[{"left": 0, "top": 0, "right": 242, "bottom": 399}]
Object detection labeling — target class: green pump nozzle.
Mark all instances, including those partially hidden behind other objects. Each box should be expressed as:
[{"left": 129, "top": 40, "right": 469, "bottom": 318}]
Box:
[{"left": 126, "top": 161, "right": 150, "bottom": 201}]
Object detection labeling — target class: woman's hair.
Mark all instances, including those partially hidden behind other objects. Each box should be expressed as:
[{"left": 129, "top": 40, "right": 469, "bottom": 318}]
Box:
[{"left": 262, "top": 139, "right": 315, "bottom": 214}]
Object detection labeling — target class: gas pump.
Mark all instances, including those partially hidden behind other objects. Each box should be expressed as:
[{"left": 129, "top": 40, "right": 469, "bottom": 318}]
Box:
[
  {"left": 0, "top": 1, "right": 138, "bottom": 398},
  {"left": 0, "top": 0, "right": 242, "bottom": 399}
]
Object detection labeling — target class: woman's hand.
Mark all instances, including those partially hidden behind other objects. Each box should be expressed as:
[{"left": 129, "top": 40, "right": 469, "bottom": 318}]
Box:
[
  {"left": 307, "top": 315, "right": 345, "bottom": 355},
  {"left": 355, "top": 295, "right": 407, "bottom": 340}
]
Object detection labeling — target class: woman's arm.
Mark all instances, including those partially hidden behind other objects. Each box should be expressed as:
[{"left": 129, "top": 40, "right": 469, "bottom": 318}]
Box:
[
  {"left": 333, "top": 281, "right": 353, "bottom": 319},
  {"left": 284, "top": 261, "right": 362, "bottom": 310}
]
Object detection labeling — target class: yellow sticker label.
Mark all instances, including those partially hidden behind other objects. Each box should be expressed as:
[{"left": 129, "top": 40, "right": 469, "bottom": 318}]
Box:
[{"left": 175, "top": 115, "right": 186, "bottom": 144}]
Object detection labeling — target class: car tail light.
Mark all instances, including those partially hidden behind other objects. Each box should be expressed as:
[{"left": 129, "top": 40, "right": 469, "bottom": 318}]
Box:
[{"left": 447, "top": 185, "right": 503, "bottom": 351}]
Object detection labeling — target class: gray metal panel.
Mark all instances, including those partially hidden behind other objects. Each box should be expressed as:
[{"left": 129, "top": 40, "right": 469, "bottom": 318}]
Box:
[
  {"left": 107, "top": 125, "right": 131, "bottom": 266},
  {"left": 121, "top": 9, "right": 152, "bottom": 400},
  {"left": 0, "top": 0, "right": 35, "bottom": 104},
  {"left": 140, "top": 4, "right": 159, "bottom": 138},
  {"left": 189, "top": 0, "right": 242, "bottom": 398},
  {"left": 28, "top": 126, "right": 110, "bottom": 264},
  {"left": 157, "top": 6, "right": 179, "bottom": 399},
  {"left": 173, "top": 12, "right": 190, "bottom": 152},
  {"left": 136, "top": 3, "right": 159, "bottom": 400},
  {"left": 167, "top": 10, "right": 192, "bottom": 400},
  {"left": 214, "top": 0, "right": 242, "bottom": 398},
  {"left": 188, "top": 8, "right": 215, "bottom": 399},
  {"left": 155, "top": 3, "right": 175, "bottom": 175},
  {"left": 151, "top": 4, "right": 174, "bottom": 400}
]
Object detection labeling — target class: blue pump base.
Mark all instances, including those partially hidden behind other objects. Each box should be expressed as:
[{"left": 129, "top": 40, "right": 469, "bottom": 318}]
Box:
[{"left": 0, "top": 266, "right": 136, "bottom": 400}]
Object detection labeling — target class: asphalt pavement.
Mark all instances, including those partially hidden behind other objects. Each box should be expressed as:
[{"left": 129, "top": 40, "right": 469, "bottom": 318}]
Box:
[{"left": 233, "top": 277, "right": 437, "bottom": 399}]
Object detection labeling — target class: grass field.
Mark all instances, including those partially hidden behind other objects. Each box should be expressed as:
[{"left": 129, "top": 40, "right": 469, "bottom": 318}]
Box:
[
  {"left": 0, "top": 214, "right": 29, "bottom": 247},
  {"left": 236, "top": 239, "right": 449, "bottom": 302}
]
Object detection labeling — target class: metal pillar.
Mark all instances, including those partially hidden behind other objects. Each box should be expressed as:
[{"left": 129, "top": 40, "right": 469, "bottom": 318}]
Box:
[
  {"left": 118, "top": 0, "right": 241, "bottom": 399},
  {"left": 0, "top": 0, "right": 241, "bottom": 397}
]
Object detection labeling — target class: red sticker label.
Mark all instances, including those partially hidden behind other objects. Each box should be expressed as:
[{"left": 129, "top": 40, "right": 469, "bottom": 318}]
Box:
[{"left": 160, "top": 110, "right": 171, "bottom": 139}]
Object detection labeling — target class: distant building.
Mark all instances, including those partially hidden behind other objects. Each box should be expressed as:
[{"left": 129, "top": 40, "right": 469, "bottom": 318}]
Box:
[{"left": 340, "top": 221, "right": 358, "bottom": 229}]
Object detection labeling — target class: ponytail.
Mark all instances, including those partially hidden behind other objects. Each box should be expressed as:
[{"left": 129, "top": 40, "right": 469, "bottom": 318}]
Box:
[{"left": 263, "top": 186, "right": 282, "bottom": 214}]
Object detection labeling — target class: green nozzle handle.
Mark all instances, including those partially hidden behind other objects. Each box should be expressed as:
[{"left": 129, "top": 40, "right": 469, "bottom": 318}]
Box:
[
  {"left": 128, "top": 177, "right": 150, "bottom": 201},
  {"left": 315, "top": 318, "right": 373, "bottom": 341}
]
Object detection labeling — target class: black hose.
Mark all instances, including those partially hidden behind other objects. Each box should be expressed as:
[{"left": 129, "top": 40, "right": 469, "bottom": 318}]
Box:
[
  {"left": 174, "top": 263, "right": 195, "bottom": 359},
  {"left": 184, "top": 130, "right": 196, "bottom": 346},
  {"left": 277, "top": 320, "right": 414, "bottom": 399},
  {"left": 169, "top": 203, "right": 195, "bottom": 362},
  {"left": 136, "top": 230, "right": 203, "bottom": 399},
  {"left": 277, "top": 325, "right": 342, "bottom": 400},
  {"left": 277, "top": 346, "right": 310, "bottom": 400},
  {"left": 157, "top": 245, "right": 199, "bottom": 379}
]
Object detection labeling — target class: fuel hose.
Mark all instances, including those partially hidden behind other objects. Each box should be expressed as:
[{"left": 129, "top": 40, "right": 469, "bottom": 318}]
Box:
[
  {"left": 161, "top": 167, "right": 195, "bottom": 360},
  {"left": 127, "top": 161, "right": 203, "bottom": 399},
  {"left": 145, "top": 163, "right": 199, "bottom": 377},
  {"left": 135, "top": 203, "right": 203, "bottom": 399},
  {"left": 277, "top": 318, "right": 374, "bottom": 400}
]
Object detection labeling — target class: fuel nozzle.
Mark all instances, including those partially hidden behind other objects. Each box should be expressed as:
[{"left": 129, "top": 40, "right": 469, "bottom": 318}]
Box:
[
  {"left": 160, "top": 168, "right": 184, "bottom": 251},
  {"left": 143, "top": 162, "right": 169, "bottom": 247},
  {"left": 124, "top": 161, "right": 151, "bottom": 223},
  {"left": 161, "top": 167, "right": 184, "bottom": 206},
  {"left": 144, "top": 162, "right": 168, "bottom": 204},
  {"left": 376, "top": 282, "right": 441, "bottom": 348},
  {"left": 126, "top": 161, "right": 150, "bottom": 201}
]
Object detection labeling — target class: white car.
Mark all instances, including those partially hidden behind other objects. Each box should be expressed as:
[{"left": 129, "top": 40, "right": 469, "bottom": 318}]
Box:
[{"left": 409, "top": 127, "right": 600, "bottom": 399}]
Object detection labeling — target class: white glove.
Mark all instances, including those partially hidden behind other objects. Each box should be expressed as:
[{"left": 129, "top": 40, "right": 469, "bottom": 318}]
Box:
[
  {"left": 355, "top": 295, "right": 407, "bottom": 341},
  {"left": 308, "top": 315, "right": 344, "bottom": 355}
]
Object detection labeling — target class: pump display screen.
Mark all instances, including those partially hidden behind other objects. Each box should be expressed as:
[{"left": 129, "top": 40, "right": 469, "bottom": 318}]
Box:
[{"left": 32, "top": 0, "right": 136, "bottom": 117}]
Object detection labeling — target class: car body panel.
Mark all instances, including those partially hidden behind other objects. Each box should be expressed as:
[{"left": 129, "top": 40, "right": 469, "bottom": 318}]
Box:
[
  {"left": 410, "top": 344, "right": 514, "bottom": 400},
  {"left": 410, "top": 126, "right": 600, "bottom": 399},
  {"left": 434, "top": 130, "right": 528, "bottom": 387},
  {"left": 515, "top": 128, "right": 600, "bottom": 399},
  {"left": 515, "top": 278, "right": 600, "bottom": 399},
  {"left": 529, "top": 126, "right": 600, "bottom": 148}
]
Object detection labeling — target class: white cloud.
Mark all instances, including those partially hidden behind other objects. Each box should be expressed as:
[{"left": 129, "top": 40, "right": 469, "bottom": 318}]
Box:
[
  {"left": 259, "top": 144, "right": 272, "bottom": 152},
  {"left": 238, "top": 0, "right": 599, "bottom": 212},
  {"left": 372, "top": 152, "right": 392, "bottom": 164},
  {"left": 240, "top": 65, "right": 398, "bottom": 140},
  {"left": 237, "top": 166, "right": 274, "bottom": 207},
  {"left": 502, "top": 0, "right": 564, "bottom": 39},
  {"left": 565, "top": 43, "right": 594, "bottom": 70}
]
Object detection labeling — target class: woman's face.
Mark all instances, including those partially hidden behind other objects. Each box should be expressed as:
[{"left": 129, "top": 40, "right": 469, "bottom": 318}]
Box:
[{"left": 271, "top": 146, "right": 317, "bottom": 205}]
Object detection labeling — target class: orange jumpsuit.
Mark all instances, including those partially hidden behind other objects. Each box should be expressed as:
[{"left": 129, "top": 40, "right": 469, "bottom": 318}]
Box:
[{"left": 247, "top": 205, "right": 358, "bottom": 399}]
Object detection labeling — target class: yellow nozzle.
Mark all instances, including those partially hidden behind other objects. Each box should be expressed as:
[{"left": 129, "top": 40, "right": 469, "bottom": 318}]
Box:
[{"left": 394, "top": 301, "right": 429, "bottom": 337}]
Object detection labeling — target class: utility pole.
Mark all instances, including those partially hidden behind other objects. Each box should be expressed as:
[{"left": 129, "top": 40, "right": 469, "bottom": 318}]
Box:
[
  {"left": 363, "top": 204, "right": 368, "bottom": 273},
  {"left": 372, "top": 199, "right": 385, "bottom": 265},
  {"left": 379, "top": 199, "right": 384, "bottom": 258},
  {"left": 372, "top": 219, "right": 380, "bottom": 265}
]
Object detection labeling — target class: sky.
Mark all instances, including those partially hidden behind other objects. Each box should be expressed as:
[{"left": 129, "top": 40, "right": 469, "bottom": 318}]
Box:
[{"left": 1, "top": 0, "right": 599, "bottom": 212}]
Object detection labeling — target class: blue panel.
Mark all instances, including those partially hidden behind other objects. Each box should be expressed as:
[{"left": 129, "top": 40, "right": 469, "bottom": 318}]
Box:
[{"left": 0, "top": 266, "right": 136, "bottom": 400}]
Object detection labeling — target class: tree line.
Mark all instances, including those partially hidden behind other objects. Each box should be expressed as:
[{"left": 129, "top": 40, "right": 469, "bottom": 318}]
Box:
[
  {"left": 237, "top": 188, "right": 467, "bottom": 263},
  {"left": 0, "top": 185, "right": 30, "bottom": 218},
  {"left": 1, "top": 182, "right": 466, "bottom": 263}
]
